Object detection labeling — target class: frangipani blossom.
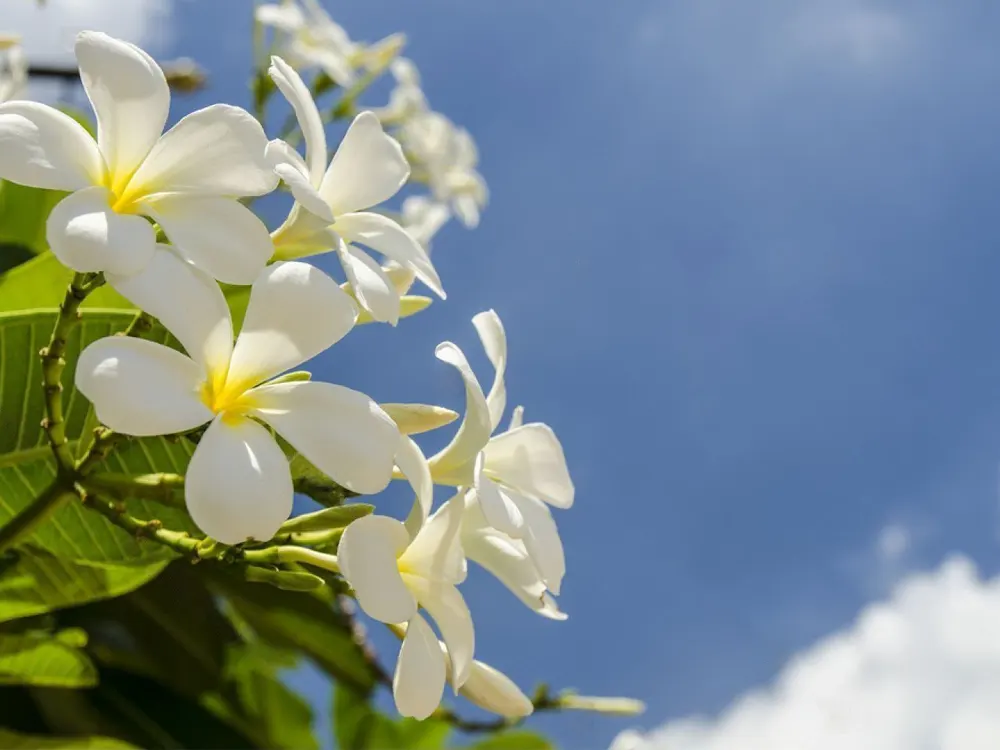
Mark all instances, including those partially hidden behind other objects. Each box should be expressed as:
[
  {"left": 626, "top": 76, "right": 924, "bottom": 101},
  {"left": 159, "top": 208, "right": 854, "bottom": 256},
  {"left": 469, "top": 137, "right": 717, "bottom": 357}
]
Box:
[
  {"left": 0, "top": 32, "right": 276, "bottom": 283},
  {"left": 429, "top": 311, "right": 574, "bottom": 605},
  {"left": 256, "top": 0, "right": 404, "bottom": 87},
  {"left": 266, "top": 56, "right": 444, "bottom": 326},
  {"left": 76, "top": 249, "right": 399, "bottom": 544},
  {"left": 373, "top": 57, "right": 429, "bottom": 126},
  {"left": 0, "top": 35, "right": 26, "bottom": 103},
  {"left": 447, "top": 647, "right": 534, "bottom": 719},
  {"left": 338, "top": 497, "right": 474, "bottom": 719},
  {"left": 398, "top": 110, "right": 488, "bottom": 229}
]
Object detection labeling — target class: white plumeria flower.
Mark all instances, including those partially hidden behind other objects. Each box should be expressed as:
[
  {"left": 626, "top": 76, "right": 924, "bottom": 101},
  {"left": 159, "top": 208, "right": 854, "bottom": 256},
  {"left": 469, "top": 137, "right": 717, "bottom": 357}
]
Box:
[
  {"left": 398, "top": 111, "right": 488, "bottom": 229},
  {"left": 256, "top": 0, "right": 403, "bottom": 87},
  {"left": 428, "top": 311, "right": 574, "bottom": 602},
  {"left": 0, "top": 32, "right": 276, "bottom": 284},
  {"left": 75, "top": 248, "right": 399, "bottom": 544},
  {"left": 338, "top": 497, "right": 474, "bottom": 720},
  {"left": 0, "top": 35, "right": 26, "bottom": 103},
  {"left": 265, "top": 56, "right": 444, "bottom": 325},
  {"left": 376, "top": 196, "right": 451, "bottom": 310}
]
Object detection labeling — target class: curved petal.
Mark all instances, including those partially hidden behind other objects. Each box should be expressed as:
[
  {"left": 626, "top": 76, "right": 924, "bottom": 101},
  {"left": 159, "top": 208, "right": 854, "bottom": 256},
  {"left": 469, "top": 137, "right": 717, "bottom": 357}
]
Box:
[
  {"left": 267, "top": 139, "right": 335, "bottom": 223},
  {"left": 75, "top": 337, "right": 211, "bottom": 436},
  {"left": 269, "top": 55, "right": 327, "bottom": 184},
  {"left": 381, "top": 403, "right": 458, "bottom": 436},
  {"left": 126, "top": 104, "right": 277, "bottom": 199},
  {"left": 401, "top": 195, "right": 450, "bottom": 248},
  {"left": 472, "top": 310, "right": 507, "bottom": 432},
  {"left": 337, "top": 243, "right": 400, "bottom": 325},
  {"left": 462, "top": 527, "right": 566, "bottom": 620},
  {"left": 484, "top": 423, "right": 575, "bottom": 509},
  {"left": 399, "top": 494, "right": 465, "bottom": 583},
  {"left": 515, "top": 493, "right": 566, "bottom": 596},
  {"left": 427, "top": 342, "right": 492, "bottom": 486},
  {"left": 508, "top": 405, "right": 524, "bottom": 431},
  {"left": 456, "top": 656, "right": 534, "bottom": 718},
  {"left": 185, "top": 417, "right": 293, "bottom": 544},
  {"left": 397, "top": 435, "right": 434, "bottom": 538},
  {"left": 393, "top": 613, "right": 446, "bottom": 720},
  {"left": 46, "top": 186, "right": 155, "bottom": 276},
  {"left": 474, "top": 464, "right": 524, "bottom": 539},
  {"left": 227, "top": 262, "right": 357, "bottom": 388},
  {"left": 106, "top": 245, "right": 233, "bottom": 373},
  {"left": 250, "top": 381, "right": 398, "bottom": 495},
  {"left": 76, "top": 31, "right": 168, "bottom": 187},
  {"left": 143, "top": 194, "right": 273, "bottom": 285},
  {"left": 337, "top": 515, "right": 415, "bottom": 623},
  {"left": 403, "top": 576, "right": 474, "bottom": 689},
  {"left": 319, "top": 111, "right": 409, "bottom": 214},
  {"left": 0, "top": 101, "right": 103, "bottom": 189},
  {"left": 334, "top": 211, "right": 444, "bottom": 298}
]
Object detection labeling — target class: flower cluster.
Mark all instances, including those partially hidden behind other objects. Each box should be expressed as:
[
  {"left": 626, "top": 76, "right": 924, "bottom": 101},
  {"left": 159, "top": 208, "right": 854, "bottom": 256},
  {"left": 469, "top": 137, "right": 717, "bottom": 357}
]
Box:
[{"left": 0, "top": 30, "right": 571, "bottom": 721}]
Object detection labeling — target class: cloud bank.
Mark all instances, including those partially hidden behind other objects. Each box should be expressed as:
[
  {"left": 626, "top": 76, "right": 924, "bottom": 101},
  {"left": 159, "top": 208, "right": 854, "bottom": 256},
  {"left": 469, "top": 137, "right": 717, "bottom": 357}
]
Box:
[{"left": 615, "top": 557, "right": 1000, "bottom": 750}]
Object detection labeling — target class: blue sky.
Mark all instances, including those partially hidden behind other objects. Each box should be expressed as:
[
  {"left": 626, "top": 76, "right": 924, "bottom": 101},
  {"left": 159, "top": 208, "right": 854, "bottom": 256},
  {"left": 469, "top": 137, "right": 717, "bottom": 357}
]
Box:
[{"left": 15, "top": 0, "right": 1000, "bottom": 747}]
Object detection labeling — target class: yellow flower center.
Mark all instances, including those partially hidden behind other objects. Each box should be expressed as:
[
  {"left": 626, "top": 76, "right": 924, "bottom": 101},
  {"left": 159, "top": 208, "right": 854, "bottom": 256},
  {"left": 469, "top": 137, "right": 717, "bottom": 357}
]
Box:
[{"left": 199, "top": 375, "right": 259, "bottom": 425}]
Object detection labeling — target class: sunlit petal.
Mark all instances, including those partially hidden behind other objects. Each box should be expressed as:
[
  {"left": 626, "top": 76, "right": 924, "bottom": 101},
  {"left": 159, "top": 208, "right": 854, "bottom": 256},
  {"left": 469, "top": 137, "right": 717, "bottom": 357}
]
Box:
[
  {"left": 399, "top": 494, "right": 466, "bottom": 583},
  {"left": 472, "top": 310, "right": 507, "bottom": 432},
  {"left": 404, "top": 575, "right": 475, "bottom": 688},
  {"left": 185, "top": 417, "right": 293, "bottom": 544},
  {"left": 337, "top": 243, "right": 401, "bottom": 325},
  {"left": 484, "top": 423, "right": 575, "bottom": 509},
  {"left": 269, "top": 55, "right": 327, "bottom": 184},
  {"left": 250, "top": 381, "right": 398, "bottom": 495},
  {"left": 75, "top": 337, "right": 211, "bottom": 436},
  {"left": 396, "top": 434, "right": 434, "bottom": 537},
  {"left": 393, "top": 613, "right": 446, "bottom": 720},
  {"left": 338, "top": 515, "right": 415, "bottom": 623}
]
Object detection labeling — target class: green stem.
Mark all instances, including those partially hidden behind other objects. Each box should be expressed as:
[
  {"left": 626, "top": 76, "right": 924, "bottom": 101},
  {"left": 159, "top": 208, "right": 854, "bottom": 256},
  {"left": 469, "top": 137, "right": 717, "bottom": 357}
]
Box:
[{"left": 84, "top": 472, "right": 185, "bottom": 507}]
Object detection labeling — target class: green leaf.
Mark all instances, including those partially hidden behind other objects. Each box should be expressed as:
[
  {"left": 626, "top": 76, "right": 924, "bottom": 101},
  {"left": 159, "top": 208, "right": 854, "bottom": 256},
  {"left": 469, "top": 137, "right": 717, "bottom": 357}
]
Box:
[
  {"left": 0, "top": 548, "right": 166, "bottom": 623},
  {"left": 0, "top": 730, "right": 137, "bottom": 749},
  {"left": 333, "top": 686, "right": 451, "bottom": 750},
  {"left": 209, "top": 567, "right": 382, "bottom": 693},
  {"left": 0, "top": 181, "right": 67, "bottom": 259},
  {"left": 0, "top": 253, "right": 136, "bottom": 313},
  {"left": 464, "top": 731, "right": 555, "bottom": 750},
  {"left": 0, "top": 630, "right": 97, "bottom": 687},
  {"left": 0, "top": 308, "right": 201, "bottom": 563},
  {"left": 227, "top": 643, "right": 319, "bottom": 750}
]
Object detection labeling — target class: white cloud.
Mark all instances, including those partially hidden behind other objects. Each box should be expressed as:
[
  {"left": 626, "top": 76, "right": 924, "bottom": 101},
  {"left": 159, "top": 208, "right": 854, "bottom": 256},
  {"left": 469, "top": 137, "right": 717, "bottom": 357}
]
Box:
[
  {"left": 615, "top": 557, "right": 1000, "bottom": 750},
  {"left": 4, "top": 0, "right": 173, "bottom": 60}
]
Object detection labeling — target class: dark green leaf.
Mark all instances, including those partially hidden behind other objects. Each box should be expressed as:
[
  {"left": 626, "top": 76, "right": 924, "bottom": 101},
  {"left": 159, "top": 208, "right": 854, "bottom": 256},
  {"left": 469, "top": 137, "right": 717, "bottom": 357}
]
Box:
[
  {"left": 0, "top": 548, "right": 166, "bottom": 623},
  {"left": 333, "top": 685, "right": 451, "bottom": 750},
  {"left": 0, "top": 729, "right": 137, "bottom": 748},
  {"left": 0, "top": 630, "right": 97, "bottom": 687},
  {"left": 0, "top": 181, "right": 67, "bottom": 258}
]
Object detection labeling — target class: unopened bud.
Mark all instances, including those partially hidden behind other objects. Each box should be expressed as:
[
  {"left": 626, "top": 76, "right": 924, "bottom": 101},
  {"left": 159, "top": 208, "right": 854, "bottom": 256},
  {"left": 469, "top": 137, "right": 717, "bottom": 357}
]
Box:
[
  {"left": 278, "top": 503, "right": 373, "bottom": 534},
  {"left": 245, "top": 566, "right": 325, "bottom": 591}
]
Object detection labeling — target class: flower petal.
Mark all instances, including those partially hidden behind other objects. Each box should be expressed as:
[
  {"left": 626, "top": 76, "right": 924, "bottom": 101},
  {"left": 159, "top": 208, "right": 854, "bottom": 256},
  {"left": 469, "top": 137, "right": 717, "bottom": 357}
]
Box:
[
  {"left": 397, "top": 435, "right": 434, "bottom": 537},
  {"left": 401, "top": 195, "right": 450, "bottom": 248},
  {"left": 338, "top": 243, "right": 400, "bottom": 325},
  {"left": 456, "top": 656, "right": 534, "bottom": 718},
  {"left": 0, "top": 101, "right": 104, "bottom": 189},
  {"left": 185, "top": 417, "right": 293, "bottom": 544},
  {"left": 334, "top": 211, "right": 444, "bottom": 299},
  {"left": 381, "top": 403, "right": 459, "bottom": 436},
  {"left": 127, "top": 104, "right": 277, "bottom": 198},
  {"left": 269, "top": 55, "right": 327, "bottom": 184},
  {"left": 227, "top": 262, "right": 357, "bottom": 387},
  {"left": 46, "top": 186, "right": 155, "bottom": 276},
  {"left": 143, "top": 194, "right": 273, "bottom": 285},
  {"left": 267, "top": 139, "right": 335, "bottom": 224},
  {"left": 337, "top": 515, "right": 415, "bottom": 623},
  {"left": 106, "top": 244, "right": 233, "bottom": 374},
  {"left": 515, "top": 492, "right": 566, "bottom": 596},
  {"left": 508, "top": 405, "right": 524, "bottom": 431},
  {"left": 474, "top": 466, "right": 524, "bottom": 539},
  {"left": 75, "top": 31, "right": 168, "bottom": 187},
  {"left": 393, "top": 613, "right": 446, "bottom": 720},
  {"left": 462, "top": 525, "right": 566, "bottom": 620},
  {"left": 255, "top": 2, "right": 304, "bottom": 31},
  {"left": 472, "top": 310, "right": 507, "bottom": 432},
  {"left": 403, "top": 575, "right": 475, "bottom": 688},
  {"left": 427, "top": 342, "right": 492, "bottom": 486},
  {"left": 399, "top": 494, "right": 466, "bottom": 583},
  {"left": 319, "top": 111, "right": 409, "bottom": 213},
  {"left": 484, "top": 423, "right": 575, "bottom": 509},
  {"left": 75, "top": 337, "right": 211, "bottom": 436},
  {"left": 250, "top": 381, "right": 398, "bottom": 495}
]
